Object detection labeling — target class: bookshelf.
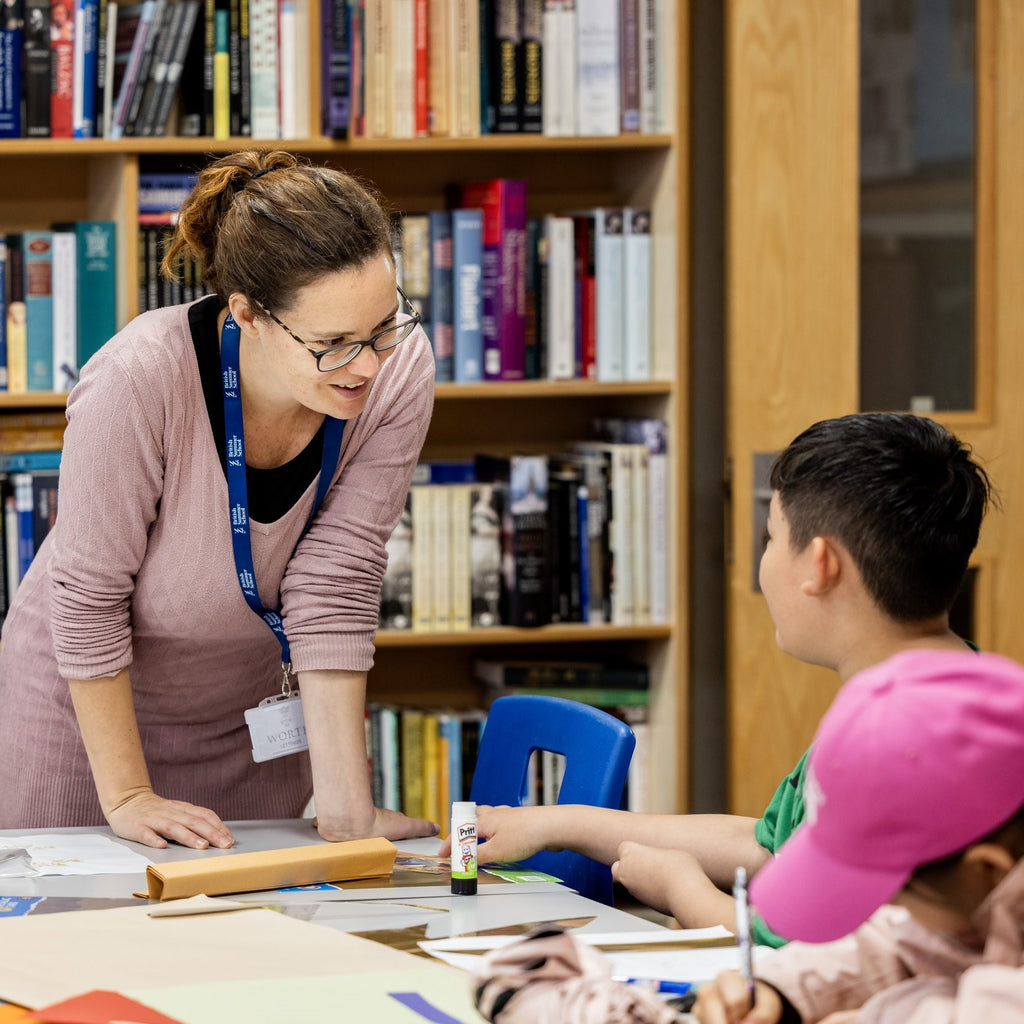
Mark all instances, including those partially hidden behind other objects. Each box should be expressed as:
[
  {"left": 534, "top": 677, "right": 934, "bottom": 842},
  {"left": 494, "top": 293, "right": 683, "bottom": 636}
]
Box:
[{"left": 0, "top": 0, "right": 689, "bottom": 815}]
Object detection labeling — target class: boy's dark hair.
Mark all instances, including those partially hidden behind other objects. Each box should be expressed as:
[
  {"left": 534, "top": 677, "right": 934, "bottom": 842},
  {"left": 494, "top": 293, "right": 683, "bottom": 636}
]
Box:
[
  {"left": 911, "top": 801, "right": 1024, "bottom": 884},
  {"left": 769, "top": 413, "right": 992, "bottom": 622}
]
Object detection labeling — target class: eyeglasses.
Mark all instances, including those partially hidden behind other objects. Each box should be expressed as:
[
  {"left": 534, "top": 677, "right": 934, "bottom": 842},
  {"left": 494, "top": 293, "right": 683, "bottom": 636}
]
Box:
[{"left": 266, "top": 285, "right": 422, "bottom": 372}]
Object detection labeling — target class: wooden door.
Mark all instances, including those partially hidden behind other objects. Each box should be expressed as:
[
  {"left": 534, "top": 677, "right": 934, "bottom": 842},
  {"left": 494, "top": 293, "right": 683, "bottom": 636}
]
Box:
[{"left": 724, "top": 0, "right": 1024, "bottom": 816}]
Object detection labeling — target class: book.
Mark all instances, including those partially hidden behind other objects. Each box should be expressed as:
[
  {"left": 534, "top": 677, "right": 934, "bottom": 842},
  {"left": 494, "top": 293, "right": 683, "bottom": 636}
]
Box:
[
  {"left": 475, "top": 452, "right": 549, "bottom": 627},
  {"left": 228, "top": 0, "right": 242, "bottom": 134},
  {"left": 30, "top": 467, "right": 60, "bottom": 554},
  {"left": 12, "top": 472, "right": 35, "bottom": 583},
  {"left": 451, "top": 207, "right": 483, "bottom": 383},
  {"left": 411, "top": 0, "right": 426, "bottom": 134},
  {"left": 484, "top": 683, "right": 649, "bottom": 707},
  {"left": 637, "top": 0, "right": 655, "bottom": 132},
  {"left": 575, "top": 0, "right": 619, "bottom": 136},
  {"left": 427, "top": 210, "right": 454, "bottom": 382},
  {"left": 541, "top": 0, "right": 574, "bottom": 136},
  {"left": 50, "top": 228, "right": 78, "bottom": 391},
  {"left": 398, "top": 213, "right": 431, "bottom": 357},
  {"left": 592, "top": 207, "right": 624, "bottom": 381},
  {"left": 399, "top": 707, "right": 425, "bottom": 817},
  {"left": 72, "top": 0, "right": 99, "bottom": 136},
  {"left": 23, "top": 231, "right": 54, "bottom": 393},
  {"left": 431, "top": 485, "right": 451, "bottom": 632},
  {"left": 320, "top": 0, "right": 349, "bottom": 137},
  {"left": 468, "top": 482, "right": 502, "bottom": 627},
  {"left": 491, "top": 0, "right": 519, "bottom": 133},
  {"left": 4, "top": 235, "right": 27, "bottom": 394},
  {"left": 392, "top": 0, "right": 414, "bottom": 137},
  {"left": 361, "top": 0, "right": 390, "bottom": 137},
  {"left": 278, "top": 0, "right": 310, "bottom": 137},
  {"left": 420, "top": 711, "right": 441, "bottom": 824},
  {"left": 460, "top": 179, "right": 527, "bottom": 381},
  {"left": 108, "top": 0, "right": 157, "bottom": 138},
  {"left": 409, "top": 483, "right": 434, "bottom": 631},
  {"left": 212, "top": 3, "right": 228, "bottom": 136},
  {"left": 411, "top": 458, "right": 475, "bottom": 485},
  {"left": 49, "top": 0, "right": 75, "bottom": 136},
  {"left": 572, "top": 211, "right": 596, "bottom": 379},
  {"left": 0, "top": 239, "right": 6, "bottom": 391},
  {"left": 132, "top": 0, "right": 180, "bottom": 134},
  {"left": 426, "top": 0, "right": 448, "bottom": 135},
  {"left": 437, "top": 712, "right": 463, "bottom": 812},
  {"left": 622, "top": 206, "right": 652, "bottom": 380},
  {"left": 520, "top": 0, "right": 542, "bottom": 132},
  {"left": 247, "top": 0, "right": 276, "bottom": 137},
  {"left": 0, "top": 449, "right": 62, "bottom": 472},
  {"left": 23, "top": 0, "right": 50, "bottom": 136},
  {"left": 0, "top": 0, "right": 24, "bottom": 136},
  {"left": 478, "top": 0, "right": 493, "bottom": 132},
  {"left": 93, "top": 0, "right": 109, "bottom": 134},
  {"left": 448, "top": 0, "right": 479, "bottom": 137},
  {"left": 68, "top": 221, "right": 117, "bottom": 374},
  {"left": 146, "top": 0, "right": 201, "bottom": 134},
  {"left": 448, "top": 483, "right": 471, "bottom": 631},
  {"left": 546, "top": 457, "right": 583, "bottom": 622},
  {"left": 119, "top": 0, "right": 163, "bottom": 133},
  {"left": 380, "top": 491, "right": 412, "bottom": 629},
  {"left": 2, "top": 483, "right": 18, "bottom": 605},
  {"left": 523, "top": 217, "right": 541, "bottom": 378},
  {"left": 542, "top": 213, "right": 575, "bottom": 379},
  {"left": 617, "top": 0, "right": 638, "bottom": 131}
]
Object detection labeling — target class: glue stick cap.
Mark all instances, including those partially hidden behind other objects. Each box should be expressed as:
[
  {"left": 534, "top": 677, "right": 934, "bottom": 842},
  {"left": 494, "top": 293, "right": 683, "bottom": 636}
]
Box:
[{"left": 452, "top": 801, "right": 476, "bottom": 817}]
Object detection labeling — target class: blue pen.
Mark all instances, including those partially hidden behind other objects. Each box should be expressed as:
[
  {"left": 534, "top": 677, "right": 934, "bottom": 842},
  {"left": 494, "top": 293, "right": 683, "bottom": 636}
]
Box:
[{"left": 624, "top": 979, "right": 693, "bottom": 997}]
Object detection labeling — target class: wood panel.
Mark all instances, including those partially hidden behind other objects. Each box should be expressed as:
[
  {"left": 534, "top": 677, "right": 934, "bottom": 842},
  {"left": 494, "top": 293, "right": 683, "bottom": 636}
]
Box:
[{"left": 725, "top": 0, "right": 858, "bottom": 816}]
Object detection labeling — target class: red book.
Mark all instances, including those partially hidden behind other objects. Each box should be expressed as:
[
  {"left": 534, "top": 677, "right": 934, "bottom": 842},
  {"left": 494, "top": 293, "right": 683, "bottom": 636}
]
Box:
[
  {"left": 413, "top": 0, "right": 429, "bottom": 136},
  {"left": 573, "top": 212, "right": 597, "bottom": 380},
  {"left": 460, "top": 178, "right": 528, "bottom": 382},
  {"left": 50, "top": 0, "right": 75, "bottom": 137}
]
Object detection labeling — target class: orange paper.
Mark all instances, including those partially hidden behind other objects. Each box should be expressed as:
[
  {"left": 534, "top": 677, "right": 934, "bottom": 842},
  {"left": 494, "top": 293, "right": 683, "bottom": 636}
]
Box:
[
  {"left": 25, "top": 990, "right": 183, "bottom": 1024},
  {"left": 140, "top": 837, "right": 396, "bottom": 900}
]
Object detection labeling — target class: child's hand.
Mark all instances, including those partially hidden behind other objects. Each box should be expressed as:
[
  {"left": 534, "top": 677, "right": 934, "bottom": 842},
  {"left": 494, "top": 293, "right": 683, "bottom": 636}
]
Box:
[
  {"left": 437, "top": 805, "right": 559, "bottom": 864},
  {"left": 692, "top": 970, "right": 783, "bottom": 1024}
]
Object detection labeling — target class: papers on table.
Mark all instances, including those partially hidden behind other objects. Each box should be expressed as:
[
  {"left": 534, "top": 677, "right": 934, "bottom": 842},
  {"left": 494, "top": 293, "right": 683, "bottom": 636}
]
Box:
[{"left": 0, "top": 834, "right": 151, "bottom": 876}]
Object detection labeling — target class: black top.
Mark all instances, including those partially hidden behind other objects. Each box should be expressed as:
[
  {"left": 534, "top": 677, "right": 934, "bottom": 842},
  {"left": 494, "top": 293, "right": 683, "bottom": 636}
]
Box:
[{"left": 188, "top": 296, "right": 325, "bottom": 523}]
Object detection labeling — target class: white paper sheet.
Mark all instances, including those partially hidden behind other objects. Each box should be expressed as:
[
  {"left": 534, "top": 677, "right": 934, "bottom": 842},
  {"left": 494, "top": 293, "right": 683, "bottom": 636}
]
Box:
[{"left": 0, "top": 833, "right": 152, "bottom": 876}]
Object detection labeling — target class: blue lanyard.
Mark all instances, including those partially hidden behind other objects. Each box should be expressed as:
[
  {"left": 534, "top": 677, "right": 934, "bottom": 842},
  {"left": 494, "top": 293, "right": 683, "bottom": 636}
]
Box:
[{"left": 220, "top": 312, "right": 345, "bottom": 671}]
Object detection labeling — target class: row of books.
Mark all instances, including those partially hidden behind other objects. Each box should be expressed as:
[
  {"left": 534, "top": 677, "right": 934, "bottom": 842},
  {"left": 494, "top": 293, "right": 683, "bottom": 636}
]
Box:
[
  {"left": 0, "top": 450, "right": 62, "bottom": 618},
  {"left": 0, "top": 224, "right": 118, "bottom": 394},
  {"left": 397, "top": 181, "right": 653, "bottom": 383},
  {"left": 369, "top": 671, "right": 650, "bottom": 825},
  {"left": 0, "top": 0, "right": 663, "bottom": 141},
  {"left": 135, "top": 173, "right": 655, "bottom": 384},
  {"left": 379, "top": 418, "right": 669, "bottom": 632},
  {"left": 353, "top": 0, "right": 664, "bottom": 139}
]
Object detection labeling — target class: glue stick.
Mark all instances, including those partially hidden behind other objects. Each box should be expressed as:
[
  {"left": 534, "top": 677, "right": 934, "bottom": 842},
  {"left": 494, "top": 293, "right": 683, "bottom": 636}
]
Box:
[{"left": 450, "top": 801, "right": 478, "bottom": 895}]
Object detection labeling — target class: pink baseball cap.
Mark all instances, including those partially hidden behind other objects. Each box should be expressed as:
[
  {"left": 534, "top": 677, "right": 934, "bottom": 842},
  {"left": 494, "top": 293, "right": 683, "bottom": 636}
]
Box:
[{"left": 750, "top": 649, "right": 1024, "bottom": 943}]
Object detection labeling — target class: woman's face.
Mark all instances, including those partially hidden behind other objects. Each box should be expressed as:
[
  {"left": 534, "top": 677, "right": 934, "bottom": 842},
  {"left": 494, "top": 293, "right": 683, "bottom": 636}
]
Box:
[{"left": 262, "top": 254, "right": 407, "bottom": 419}]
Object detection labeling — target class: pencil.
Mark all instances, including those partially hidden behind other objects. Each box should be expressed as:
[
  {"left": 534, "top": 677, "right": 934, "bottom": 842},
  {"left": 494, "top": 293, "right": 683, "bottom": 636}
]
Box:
[{"left": 733, "top": 866, "right": 755, "bottom": 1007}]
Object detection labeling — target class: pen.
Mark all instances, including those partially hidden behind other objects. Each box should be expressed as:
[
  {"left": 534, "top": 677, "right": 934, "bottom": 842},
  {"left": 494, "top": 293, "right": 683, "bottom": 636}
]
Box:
[
  {"left": 733, "top": 866, "right": 755, "bottom": 1007},
  {"left": 624, "top": 979, "right": 693, "bottom": 997}
]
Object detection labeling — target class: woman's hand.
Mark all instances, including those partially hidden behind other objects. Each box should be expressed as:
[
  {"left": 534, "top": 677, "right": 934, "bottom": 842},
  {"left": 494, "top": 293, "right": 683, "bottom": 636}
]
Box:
[
  {"left": 105, "top": 790, "right": 235, "bottom": 850},
  {"left": 692, "top": 970, "right": 783, "bottom": 1024},
  {"left": 313, "top": 807, "right": 439, "bottom": 843}
]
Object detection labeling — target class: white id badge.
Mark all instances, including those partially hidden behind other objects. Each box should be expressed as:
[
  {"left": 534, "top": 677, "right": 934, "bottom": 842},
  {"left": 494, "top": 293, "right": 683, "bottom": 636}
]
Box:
[{"left": 244, "top": 692, "right": 309, "bottom": 763}]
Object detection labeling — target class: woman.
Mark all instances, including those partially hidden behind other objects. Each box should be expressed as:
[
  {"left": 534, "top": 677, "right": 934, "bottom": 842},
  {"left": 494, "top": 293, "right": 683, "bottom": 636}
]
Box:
[{"left": 0, "top": 151, "right": 438, "bottom": 851}]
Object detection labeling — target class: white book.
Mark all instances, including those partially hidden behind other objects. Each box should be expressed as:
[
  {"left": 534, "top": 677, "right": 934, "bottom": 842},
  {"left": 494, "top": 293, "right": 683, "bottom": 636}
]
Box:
[
  {"left": 51, "top": 230, "right": 78, "bottom": 392},
  {"left": 449, "top": 483, "right": 471, "bottom": 632},
  {"left": 363, "top": 0, "right": 392, "bottom": 137},
  {"left": 622, "top": 206, "right": 652, "bottom": 380},
  {"left": 594, "top": 207, "right": 624, "bottom": 381},
  {"left": 432, "top": 485, "right": 452, "bottom": 632},
  {"left": 647, "top": 442, "right": 668, "bottom": 623},
  {"left": 392, "top": 0, "right": 415, "bottom": 137},
  {"left": 541, "top": 749, "right": 566, "bottom": 805},
  {"left": 4, "top": 494, "right": 19, "bottom": 604},
  {"left": 625, "top": 713, "right": 649, "bottom": 811},
  {"left": 249, "top": 0, "right": 280, "bottom": 138},
  {"left": 543, "top": 214, "right": 575, "bottom": 380},
  {"left": 378, "top": 706, "right": 402, "bottom": 810},
  {"left": 541, "top": 0, "right": 574, "bottom": 136},
  {"left": 448, "top": 0, "right": 479, "bottom": 137},
  {"left": 629, "top": 441, "right": 650, "bottom": 624},
  {"left": 637, "top": 0, "right": 657, "bottom": 132},
  {"left": 278, "top": 0, "right": 311, "bottom": 138},
  {"left": 575, "top": 0, "right": 620, "bottom": 136}
]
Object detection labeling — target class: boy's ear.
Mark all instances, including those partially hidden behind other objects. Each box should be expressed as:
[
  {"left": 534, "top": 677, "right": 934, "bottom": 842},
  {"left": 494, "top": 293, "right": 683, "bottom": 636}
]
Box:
[
  {"left": 961, "top": 841, "right": 1017, "bottom": 887},
  {"left": 801, "top": 536, "right": 842, "bottom": 596}
]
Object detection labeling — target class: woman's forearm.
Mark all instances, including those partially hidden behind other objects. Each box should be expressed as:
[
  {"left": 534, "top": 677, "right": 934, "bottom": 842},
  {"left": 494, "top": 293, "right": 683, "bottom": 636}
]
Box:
[
  {"left": 68, "top": 669, "right": 154, "bottom": 813},
  {"left": 298, "top": 668, "right": 376, "bottom": 839}
]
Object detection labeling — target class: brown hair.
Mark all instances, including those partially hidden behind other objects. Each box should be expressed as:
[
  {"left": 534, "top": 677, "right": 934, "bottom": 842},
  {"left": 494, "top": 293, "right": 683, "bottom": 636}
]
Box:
[{"left": 161, "top": 150, "right": 395, "bottom": 315}]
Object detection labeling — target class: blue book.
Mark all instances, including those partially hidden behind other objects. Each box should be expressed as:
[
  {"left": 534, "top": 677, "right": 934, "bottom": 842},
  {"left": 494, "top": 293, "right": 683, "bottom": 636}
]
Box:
[
  {"left": 13, "top": 473, "right": 35, "bottom": 583},
  {"left": 320, "top": 0, "right": 349, "bottom": 137},
  {"left": 0, "top": 0, "right": 24, "bottom": 137},
  {"left": 452, "top": 208, "right": 484, "bottom": 383},
  {"left": 22, "top": 231, "right": 54, "bottom": 392},
  {"left": 0, "top": 450, "right": 62, "bottom": 473},
  {"left": 73, "top": 221, "right": 117, "bottom": 371},
  {"left": 73, "top": 0, "right": 100, "bottom": 136},
  {"left": 439, "top": 713, "right": 463, "bottom": 804},
  {"left": 428, "top": 211, "right": 453, "bottom": 382},
  {"left": 411, "top": 459, "right": 476, "bottom": 485}
]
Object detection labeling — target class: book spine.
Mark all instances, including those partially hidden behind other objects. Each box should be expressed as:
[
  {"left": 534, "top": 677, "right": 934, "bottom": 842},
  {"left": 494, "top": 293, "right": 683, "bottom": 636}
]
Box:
[
  {"left": 50, "top": 230, "right": 78, "bottom": 390},
  {"left": 575, "top": 0, "right": 619, "bottom": 136},
  {"left": 492, "top": 0, "right": 519, "bottom": 133},
  {"left": 50, "top": 0, "right": 74, "bottom": 136},
  {"left": 391, "top": 0, "right": 414, "bottom": 137},
  {"left": 213, "top": 3, "right": 229, "bottom": 137},
  {"left": 594, "top": 207, "right": 624, "bottom": 381},
  {"left": 468, "top": 482, "right": 502, "bottom": 627},
  {"left": 617, "top": 0, "right": 638, "bottom": 132},
  {"left": 431, "top": 485, "right": 451, "bottom": 632},
  {"left": 5, "top": 236, "right": 27, "bottom": 394},
  {"left": 237, "top": 0, "right": 250, "bottom": 133},
  {"left": 427, "top": 210, "right": 454, "bottom": 383},
  {"left": 109, "top": 0, "right": 156, "bottom": 138},
  {"left": 23, "top": 0, "right": 50, "bottom": 136},
  {"left": 449, "top": 483, "right": 471, "bottom": 631},
  {"left": 74, "top": 221, "right": 117, "bottom": 372},
  {"left": 228, "top": 0, "right": 242, "bottom": 134},
  {"left": 12, "top": 473, "right": 35, "bottom": 583},
  {"left": 410, "top": 484, "right": 434, "bottom": 632},
  {"left": 448, "top": 0, "right": 479, "bottom": 136},
  {"left": 573, "top": 212, "right": 596, "bottom": 380},
  {"left": 321, "top": 0, "right": 350, "bottom": 137},
  {"left": 637, "top": 0, "right": 655, "bottom": 132},
  {"left": 150, "top": 0, "right": 202, "bottom": 135},
  {"left": 451, "top": 207, "right": 484, "bottom": 383},
  {"left": 135, "top": 0, "right": 178, "bottom": 134},
  {"left": 399, "top": 708, "right": 424, "bottom": 817},
  {"left": 380, "top": 491, "right": 412, "bottom": 629},
  {"left": 523, "top": 217, "right": 541, "bottom": 378},
  {"left": 378, "top": 705, "right": 401, "bottom": 810},
  {"left": 629, "top": 442, "right": 650, "bottom": 623},
  {"left": 398, "top": 212, "right": 432, "bottom": 361},
  {"left": 30, "top": 470, "right": 59, "bottom": 553},
  {"left": 478, "top": 0, "right": 493, "bottom": 133},
  {"left": 23, "top": 232, "right": 54, "bottom": 392},
  {"left": 121, "top": 0, "right": 164, "bottom": 133},
  {"left": 3, "top": 487, "right": 19, "bottom": 605},
  {"left": 72, "top": 0, "right": 99, "bottom": 136},
  {"left": 247, "top": 0, "right": 278, "bottom": 137},
  {"left": 426, "top": 0, "right": 447, "bottom": 134},
  {"left": 362, "top": 0, "right": 389, "bottom": 137},
  {"left": 201, "top": 0, "right": 216, "bottom": 132},
  {"left": 622, "top": 206, "right": 652, "bottom": 380},
  {"left": 0, "top": 240, "right": 6, "bottom": 392},
  {"left": 0, "top": 450, "right": 61, "bottom": 472},
  {"left": 411, "top": 0, "right": 427, "bottom": 134},
  {"left": 92, "top": 0, "right": 107, "bottom": 134},
  {"left": 543, "top": 214, "right": 575, "bottom": 380},
  {"left": 519, "top": 0, "right": 542, "bottom": 132},
  {"left": 492, "top": 684, "right": 648, "bottom": 706},
  {"left": 0, "top": 0, "right": 23, "bottom": 137}
]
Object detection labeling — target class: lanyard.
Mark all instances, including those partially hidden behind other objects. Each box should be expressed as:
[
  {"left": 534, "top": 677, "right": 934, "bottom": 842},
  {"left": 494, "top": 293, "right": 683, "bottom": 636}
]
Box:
[{"left": 220, "top": 312, "right": 345, "bottom": 678}]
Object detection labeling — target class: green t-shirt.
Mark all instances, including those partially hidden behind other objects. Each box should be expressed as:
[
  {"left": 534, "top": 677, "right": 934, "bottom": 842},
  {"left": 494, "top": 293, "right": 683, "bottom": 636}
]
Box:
[{"left": 751, "top": 748, "right": 811, "bottom": 947}]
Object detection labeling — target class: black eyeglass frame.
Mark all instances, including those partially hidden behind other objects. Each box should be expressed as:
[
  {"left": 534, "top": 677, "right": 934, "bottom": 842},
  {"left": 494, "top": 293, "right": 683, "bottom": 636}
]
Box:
[{"left": 265, "top": 285, "right": 422, "bottom": 372}]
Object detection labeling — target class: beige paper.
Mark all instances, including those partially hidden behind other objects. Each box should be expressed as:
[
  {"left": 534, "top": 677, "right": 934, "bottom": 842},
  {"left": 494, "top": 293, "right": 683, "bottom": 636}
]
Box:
[
  {"left": 0, "top": 904, "right": 451, "bottom": 1010},
  {"left": 140, "top": 837, "right": 396, "bottom": 900}
]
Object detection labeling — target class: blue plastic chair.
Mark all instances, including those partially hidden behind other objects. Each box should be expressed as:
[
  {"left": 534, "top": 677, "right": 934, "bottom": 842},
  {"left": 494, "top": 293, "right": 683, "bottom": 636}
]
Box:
[{"left": 469, "top": 694, "right": 637, "bottom": 905}]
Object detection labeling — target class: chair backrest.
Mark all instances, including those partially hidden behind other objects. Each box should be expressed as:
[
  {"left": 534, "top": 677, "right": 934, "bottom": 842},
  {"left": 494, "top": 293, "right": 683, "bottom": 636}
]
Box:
[{"left": 469, "top": 695, "right": 636, "bottom": 904}]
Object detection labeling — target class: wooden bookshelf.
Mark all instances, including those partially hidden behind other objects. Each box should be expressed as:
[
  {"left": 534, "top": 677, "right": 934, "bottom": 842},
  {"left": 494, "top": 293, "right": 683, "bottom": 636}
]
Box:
[{"left": 0, "top": 0, "right": 690, "bottom": 813}]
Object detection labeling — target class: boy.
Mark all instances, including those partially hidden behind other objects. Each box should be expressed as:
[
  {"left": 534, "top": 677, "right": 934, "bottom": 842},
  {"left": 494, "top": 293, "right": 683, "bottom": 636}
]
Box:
[
  {"left": 693, "top": 648, "right": 1024, "bottom": 1024},
  {"left": 446, "top": 413, "right": 992, "bottom": 945}
]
